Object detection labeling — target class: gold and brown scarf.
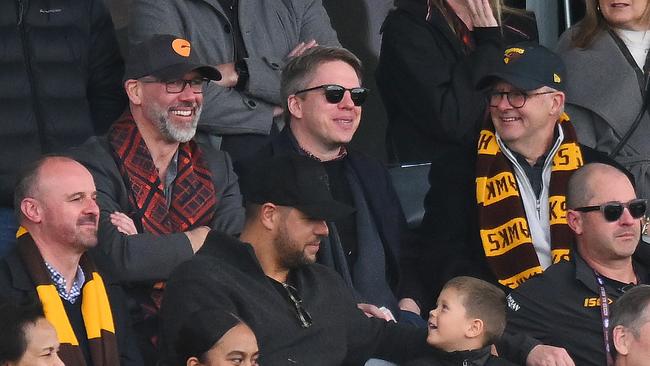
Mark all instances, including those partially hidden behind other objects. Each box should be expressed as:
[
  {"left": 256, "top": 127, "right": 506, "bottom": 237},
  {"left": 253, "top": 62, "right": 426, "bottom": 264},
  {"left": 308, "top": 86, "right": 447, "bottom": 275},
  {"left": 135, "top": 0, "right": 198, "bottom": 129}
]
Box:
[
  {"left": 476, "top": 113, "right": 583, "bottom": 289},
  {"left": 17, "top": 232, "right": 118, "bottom": 366}
]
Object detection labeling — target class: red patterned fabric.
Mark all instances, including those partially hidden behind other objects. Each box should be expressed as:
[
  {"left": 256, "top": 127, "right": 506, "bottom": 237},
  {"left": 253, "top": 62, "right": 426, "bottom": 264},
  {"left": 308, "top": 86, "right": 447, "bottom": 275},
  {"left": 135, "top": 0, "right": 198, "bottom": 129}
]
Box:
[{"left": 108, "top": 113, "right": 217, "bottom": 235}]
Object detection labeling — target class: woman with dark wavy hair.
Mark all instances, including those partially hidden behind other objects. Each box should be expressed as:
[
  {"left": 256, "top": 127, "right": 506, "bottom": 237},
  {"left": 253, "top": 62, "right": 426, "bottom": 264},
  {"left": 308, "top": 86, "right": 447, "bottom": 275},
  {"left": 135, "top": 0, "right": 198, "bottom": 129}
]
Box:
[{"left": 557, "top": 1, "right": 650, "bottom": 200}]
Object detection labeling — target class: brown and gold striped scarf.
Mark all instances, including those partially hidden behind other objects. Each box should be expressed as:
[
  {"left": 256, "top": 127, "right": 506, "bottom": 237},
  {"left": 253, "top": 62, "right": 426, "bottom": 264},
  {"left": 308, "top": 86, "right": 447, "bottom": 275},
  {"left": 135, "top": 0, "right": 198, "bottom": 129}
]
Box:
[
  {"left": 17, "top": 233, "right": 119, "bottom": 366},
  {"left": 476, "top": 113, "right": 583, "bottom": 289}
]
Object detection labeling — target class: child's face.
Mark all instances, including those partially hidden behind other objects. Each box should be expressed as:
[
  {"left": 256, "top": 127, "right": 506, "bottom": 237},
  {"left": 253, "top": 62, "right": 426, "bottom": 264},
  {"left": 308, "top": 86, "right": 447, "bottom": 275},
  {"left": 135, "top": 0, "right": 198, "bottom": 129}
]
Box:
[{"left": 427, "top": 287, "right": 473, "bottom": 352}]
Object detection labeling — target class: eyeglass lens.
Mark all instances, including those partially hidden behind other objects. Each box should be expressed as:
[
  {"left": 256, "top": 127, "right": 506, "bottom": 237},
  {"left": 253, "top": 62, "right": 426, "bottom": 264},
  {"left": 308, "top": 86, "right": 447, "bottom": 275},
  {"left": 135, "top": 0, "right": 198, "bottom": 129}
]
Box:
[
  {"left": 489, "top": 92, "right": 526, "bottom": 108},
  {"left": 603, "top": 200, "right": 647, "bottom": 222},
  {"left": 322, "top": 85, "right": 368, "bottom": 106},
  {"left": 166, "top": 78, "right": 207, "bottom": 94}
]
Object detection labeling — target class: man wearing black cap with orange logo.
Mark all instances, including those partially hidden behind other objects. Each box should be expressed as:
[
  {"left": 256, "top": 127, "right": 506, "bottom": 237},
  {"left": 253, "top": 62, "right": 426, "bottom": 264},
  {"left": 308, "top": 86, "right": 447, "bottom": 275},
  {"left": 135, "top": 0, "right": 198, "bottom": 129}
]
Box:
[
  {"left": 70, "top": 34, "right": 245, "bottom": 363},
  {"left": 160, "top": 154, "right": 429, "bottom": 366}
]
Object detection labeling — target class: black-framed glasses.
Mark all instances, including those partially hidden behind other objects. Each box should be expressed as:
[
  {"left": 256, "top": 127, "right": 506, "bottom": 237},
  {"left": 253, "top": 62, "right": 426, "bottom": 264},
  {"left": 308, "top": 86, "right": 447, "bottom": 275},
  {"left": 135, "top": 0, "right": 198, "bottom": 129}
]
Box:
[
  {"left": 488, "top": 90, "right": 555, "bottom": 108},
  {"left": 282, "top": 282, "right": 312, "bottom": 328},
  {"left": 140, "top": 77, "right": 209, "bottom": 94},
  {"left": 573, "top": 198, "right": 647, "bottom": 222},
  {"left": 294, "top": 84, "right": 369, "bottom": 106}
]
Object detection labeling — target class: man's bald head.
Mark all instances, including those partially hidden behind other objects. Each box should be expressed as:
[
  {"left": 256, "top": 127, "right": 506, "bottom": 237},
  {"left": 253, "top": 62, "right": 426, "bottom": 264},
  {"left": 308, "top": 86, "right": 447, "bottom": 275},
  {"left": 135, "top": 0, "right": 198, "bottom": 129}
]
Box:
[
  {"left": 13, "top": 156, "right": 83, "bottom": 223},
  {"left": 567, "top": 163, "right": 634, "bottom": 209}
]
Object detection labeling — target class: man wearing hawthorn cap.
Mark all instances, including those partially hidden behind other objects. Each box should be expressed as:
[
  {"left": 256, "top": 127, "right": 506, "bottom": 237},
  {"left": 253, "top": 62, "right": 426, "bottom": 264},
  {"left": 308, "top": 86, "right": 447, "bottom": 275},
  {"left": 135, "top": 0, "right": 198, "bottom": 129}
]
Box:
[
  {"left": 70, "top": 34, "right": 244, "bottom": 362},
  {"left": 161, "top": 154, "right": 428, "bottom": 365},
  {"left": 416, "top": 43, "right": 624, "bottom": 306}
]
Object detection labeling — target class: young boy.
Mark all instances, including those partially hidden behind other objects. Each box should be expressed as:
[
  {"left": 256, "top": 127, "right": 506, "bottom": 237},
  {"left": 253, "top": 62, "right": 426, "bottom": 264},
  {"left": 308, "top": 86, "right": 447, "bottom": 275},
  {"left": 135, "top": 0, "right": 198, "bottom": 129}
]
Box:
[{"left": 406, "top": 276, "right": 516, "bottom": 366}]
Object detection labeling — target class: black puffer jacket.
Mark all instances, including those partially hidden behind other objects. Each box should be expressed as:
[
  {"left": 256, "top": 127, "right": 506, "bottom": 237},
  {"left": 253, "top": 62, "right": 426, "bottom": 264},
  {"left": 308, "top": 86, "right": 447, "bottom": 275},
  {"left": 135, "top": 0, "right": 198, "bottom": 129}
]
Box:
[
  {"left": 0, "top": 0, "right": 126, "bottom": 206},
  {"left": 376, "top": 0, "right": 537, "bottom": 164}
]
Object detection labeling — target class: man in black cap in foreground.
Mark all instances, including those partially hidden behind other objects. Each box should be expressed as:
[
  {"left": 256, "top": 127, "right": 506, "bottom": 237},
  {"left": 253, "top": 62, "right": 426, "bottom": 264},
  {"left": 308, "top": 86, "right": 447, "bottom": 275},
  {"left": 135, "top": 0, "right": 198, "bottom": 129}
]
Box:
[
  {"left": 70, "top": 34, "right": 245, "bottom": 362},
  {"left": 159, "top": 154, "right": 428, "bottom": 365}
]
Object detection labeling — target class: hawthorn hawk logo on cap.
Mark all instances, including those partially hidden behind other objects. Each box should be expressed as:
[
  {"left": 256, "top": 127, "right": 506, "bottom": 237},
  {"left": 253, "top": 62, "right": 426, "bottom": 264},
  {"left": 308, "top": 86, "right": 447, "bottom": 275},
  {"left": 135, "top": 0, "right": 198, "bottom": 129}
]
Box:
[
  {"left": 171, "top": 38, "right": 191, "bottom": 57},
  {"left": 503, "top": 47, "right": 525, "bottom": 64}
]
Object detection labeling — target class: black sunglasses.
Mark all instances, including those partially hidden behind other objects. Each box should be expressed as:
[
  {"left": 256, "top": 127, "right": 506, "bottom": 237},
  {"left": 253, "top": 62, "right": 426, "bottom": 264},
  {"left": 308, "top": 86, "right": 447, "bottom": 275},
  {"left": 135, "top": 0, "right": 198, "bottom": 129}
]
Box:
[
  {"left": 294, "top": 84, "right": 369, "bottom": 106},
  {"left": 282, "top": 283, "right": 312, "bottom": 328},
  {"left": 573, "top": 198, "right": 647, "bottom": 222}
]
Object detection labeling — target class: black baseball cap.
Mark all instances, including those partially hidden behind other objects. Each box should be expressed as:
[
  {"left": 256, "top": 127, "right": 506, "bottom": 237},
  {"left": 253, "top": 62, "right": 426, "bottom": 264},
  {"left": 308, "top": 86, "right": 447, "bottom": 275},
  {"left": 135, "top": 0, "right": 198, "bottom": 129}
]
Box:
[
  {"left": 124, "top": 34, "right": 221, "bottom": 81},
  {"left": 477, "top": 42, "right": 566, "bottom": 92},
  {"left": 240, "top": 155, "right": 355, "bottom": 221}
]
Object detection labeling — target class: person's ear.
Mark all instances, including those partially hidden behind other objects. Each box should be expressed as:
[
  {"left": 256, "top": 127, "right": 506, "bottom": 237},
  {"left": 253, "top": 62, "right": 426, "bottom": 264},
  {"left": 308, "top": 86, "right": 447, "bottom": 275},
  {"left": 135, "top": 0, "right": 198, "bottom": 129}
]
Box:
[
  {"left": 20, "top": 198, "right": 42, "bottom": 224},
  {"left": 260, "top": 203, "right": 279, "bottom": 231},
  {"left": 186, "top": 356, "right": 201, "bottom": 366},
  {"left": 613, "top": 325, "right": 631, "bottom": 356},
  {"left": 125, "top": 79, "right": 142, "bottom": 105},
  {"left": 465, "top": 318, "right": 484, "bottom": 339},
  {"left": 567, "top": 209, "right": 583, "bottom": 235},
  {"left": 287, "top": 94, "right": 304, "bottom": 120},
  {"left": 549, "top": 91, "right": 565, "bottom": 116}
]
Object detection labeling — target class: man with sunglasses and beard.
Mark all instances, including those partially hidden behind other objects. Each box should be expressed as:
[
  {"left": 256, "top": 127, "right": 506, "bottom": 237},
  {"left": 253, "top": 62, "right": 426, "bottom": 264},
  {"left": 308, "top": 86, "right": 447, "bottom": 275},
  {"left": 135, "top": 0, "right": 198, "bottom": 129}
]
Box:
[
  {"left": 70, "top": 34, "right": 245, "bottom": 363},
  {"left": 504, "top": 163, "right": 650, "bottom": 366},
  {"left": 161, "top": 154, "right": 429, "bottom": 365},
  {"left": 237, "top": 46, "right": 423, "bottom": 326}
]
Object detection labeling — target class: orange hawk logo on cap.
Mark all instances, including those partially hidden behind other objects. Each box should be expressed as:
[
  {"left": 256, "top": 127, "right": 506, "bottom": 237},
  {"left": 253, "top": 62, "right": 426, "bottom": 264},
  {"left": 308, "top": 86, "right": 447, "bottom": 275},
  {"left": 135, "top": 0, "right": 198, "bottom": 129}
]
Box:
[
  {"left": 171, "top": 38, "right": 191, "bottom": 57},
  {"left": 503, "top": 47, "right": 525, "bottom": 64}
]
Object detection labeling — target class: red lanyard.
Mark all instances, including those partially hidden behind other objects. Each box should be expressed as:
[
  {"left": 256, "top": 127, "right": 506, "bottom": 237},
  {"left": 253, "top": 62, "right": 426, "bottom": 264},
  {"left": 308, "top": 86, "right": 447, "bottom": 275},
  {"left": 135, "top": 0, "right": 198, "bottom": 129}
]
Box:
[{"left": 594, "top": 272, "right": 615, "bottom": 366}]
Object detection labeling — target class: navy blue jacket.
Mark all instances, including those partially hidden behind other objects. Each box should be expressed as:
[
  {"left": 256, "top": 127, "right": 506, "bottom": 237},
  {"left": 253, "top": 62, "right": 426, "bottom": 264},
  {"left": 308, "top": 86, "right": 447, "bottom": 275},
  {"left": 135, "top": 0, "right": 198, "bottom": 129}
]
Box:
[{"left": 235, "top": 128, "right": 422, "bottom": 303}]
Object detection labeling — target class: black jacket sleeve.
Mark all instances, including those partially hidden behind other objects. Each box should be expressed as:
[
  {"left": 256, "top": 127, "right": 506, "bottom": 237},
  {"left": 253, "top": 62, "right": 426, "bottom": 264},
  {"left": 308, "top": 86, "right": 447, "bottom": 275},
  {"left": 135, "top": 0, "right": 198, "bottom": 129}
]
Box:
[{"left": 377, "top": 9, "right": 505, "bottom": 145}]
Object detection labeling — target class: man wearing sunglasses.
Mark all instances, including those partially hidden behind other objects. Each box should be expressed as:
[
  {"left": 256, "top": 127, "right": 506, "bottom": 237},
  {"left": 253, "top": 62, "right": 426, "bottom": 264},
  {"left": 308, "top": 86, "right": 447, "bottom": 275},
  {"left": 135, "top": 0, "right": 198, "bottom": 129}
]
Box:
[
  {"left": 237, "top": 46, "right": 423, "bottom": 327},
  {"left": 130, "top": 0, "right": 340, "bottom": 163},
  {"left": 70, "top": 34, "right": 245, "bottom": 363},
  {"left": 504, "top": 163, "right": 649, "bottom": 366},
  {"left": 161, "top": 154, "right": 429, "bottom": 365}
]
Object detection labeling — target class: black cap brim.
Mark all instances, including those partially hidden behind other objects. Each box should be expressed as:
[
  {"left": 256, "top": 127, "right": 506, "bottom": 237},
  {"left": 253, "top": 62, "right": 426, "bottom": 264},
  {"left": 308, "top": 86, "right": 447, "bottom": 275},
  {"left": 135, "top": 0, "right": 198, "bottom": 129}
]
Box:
[
  {"left": 296, "top": 201, "right": 356, "bottom": 221},
  {"left": 152, "top": 63, "right": 222, "bottom": 81},
  {"left": 477, "top": 72, "right": 546, "bottom": 92}
]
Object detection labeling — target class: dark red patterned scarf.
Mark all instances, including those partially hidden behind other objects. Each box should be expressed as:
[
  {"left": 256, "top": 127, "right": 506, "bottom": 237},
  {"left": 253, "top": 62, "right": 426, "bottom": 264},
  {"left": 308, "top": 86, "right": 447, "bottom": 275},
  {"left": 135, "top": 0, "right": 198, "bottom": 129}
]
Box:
[
  {"left": 108, "top": 113, "right": 217, "bottom": 346},
  {"left": 108, "top": 113, "right": 217, "bottom": 235}
]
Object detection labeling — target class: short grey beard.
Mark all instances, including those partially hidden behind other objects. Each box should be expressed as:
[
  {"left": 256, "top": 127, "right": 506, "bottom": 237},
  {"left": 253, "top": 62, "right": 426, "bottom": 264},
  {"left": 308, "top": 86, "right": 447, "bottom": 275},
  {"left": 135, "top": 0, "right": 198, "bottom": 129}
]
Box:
[{"left": 147, "top": 102, "right": 202, "bottom": 143}]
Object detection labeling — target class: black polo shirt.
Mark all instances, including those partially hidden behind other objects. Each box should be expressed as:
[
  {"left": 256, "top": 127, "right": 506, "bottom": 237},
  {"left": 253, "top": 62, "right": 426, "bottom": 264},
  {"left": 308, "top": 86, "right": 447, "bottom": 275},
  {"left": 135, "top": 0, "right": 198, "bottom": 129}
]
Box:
[{"left": 504, "top": 252, "right": 648, "bottom": 366}]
